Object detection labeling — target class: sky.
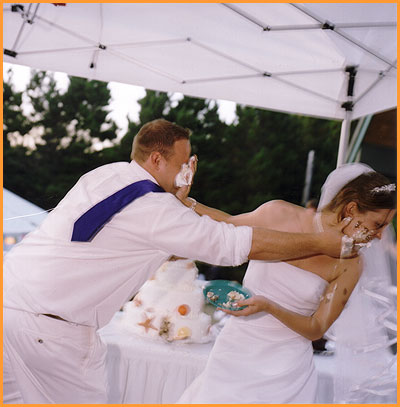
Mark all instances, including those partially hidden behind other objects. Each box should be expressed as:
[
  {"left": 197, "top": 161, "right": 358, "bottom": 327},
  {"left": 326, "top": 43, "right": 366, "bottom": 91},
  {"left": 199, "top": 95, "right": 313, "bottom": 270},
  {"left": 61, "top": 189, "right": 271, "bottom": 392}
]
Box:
[{"left": 4, "top": 62, "right": 237, "bottom": 139}]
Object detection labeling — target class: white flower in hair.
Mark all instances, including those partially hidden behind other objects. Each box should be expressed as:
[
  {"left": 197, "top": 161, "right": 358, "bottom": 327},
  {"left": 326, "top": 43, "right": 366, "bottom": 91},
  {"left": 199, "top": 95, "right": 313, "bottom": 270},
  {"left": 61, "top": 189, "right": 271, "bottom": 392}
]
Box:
[{"left": 371, "top": 184, "right": 396, "bottom": 194}]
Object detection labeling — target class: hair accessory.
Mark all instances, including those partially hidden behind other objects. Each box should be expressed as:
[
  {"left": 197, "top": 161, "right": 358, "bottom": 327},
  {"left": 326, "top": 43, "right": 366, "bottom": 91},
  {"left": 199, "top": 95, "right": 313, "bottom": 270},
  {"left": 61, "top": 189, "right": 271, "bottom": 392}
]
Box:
[{"left": 371, "top": 184, "right": 396, "bottom": 194}]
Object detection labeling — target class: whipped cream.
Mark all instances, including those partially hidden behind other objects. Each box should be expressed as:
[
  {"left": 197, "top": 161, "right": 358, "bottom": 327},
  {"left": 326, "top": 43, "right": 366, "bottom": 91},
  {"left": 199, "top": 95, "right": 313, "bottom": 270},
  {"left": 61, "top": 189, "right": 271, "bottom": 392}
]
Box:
[{"left": 175, "top": 156, "right": 196, "bottom": 187}]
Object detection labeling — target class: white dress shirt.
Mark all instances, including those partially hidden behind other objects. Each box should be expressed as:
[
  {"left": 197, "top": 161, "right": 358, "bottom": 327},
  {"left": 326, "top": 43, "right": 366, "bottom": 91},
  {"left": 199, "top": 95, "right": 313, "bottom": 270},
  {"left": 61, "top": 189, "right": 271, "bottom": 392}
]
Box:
[{"left": 4, "top": 161, "right": 252, "bottom": 328}]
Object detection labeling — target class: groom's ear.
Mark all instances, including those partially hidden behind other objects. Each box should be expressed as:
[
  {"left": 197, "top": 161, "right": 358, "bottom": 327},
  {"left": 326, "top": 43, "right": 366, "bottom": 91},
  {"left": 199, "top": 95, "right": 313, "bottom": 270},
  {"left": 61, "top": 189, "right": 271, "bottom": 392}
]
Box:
[{"left": 149, "top": 151, "right": 163, "bottom": 170}]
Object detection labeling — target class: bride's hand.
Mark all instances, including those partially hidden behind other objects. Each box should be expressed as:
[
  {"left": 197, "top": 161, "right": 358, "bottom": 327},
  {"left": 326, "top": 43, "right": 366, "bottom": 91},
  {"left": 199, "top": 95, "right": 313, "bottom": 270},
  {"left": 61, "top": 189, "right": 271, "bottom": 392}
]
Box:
[
  {"left": 220, "top": 295, "right": 268, "bottom": 317},
  {"left": 175, "top": 184, "right": 192, "bottom": 203},
  {"left": 175, "top": 155, "right": 198, "bottom": 203}
]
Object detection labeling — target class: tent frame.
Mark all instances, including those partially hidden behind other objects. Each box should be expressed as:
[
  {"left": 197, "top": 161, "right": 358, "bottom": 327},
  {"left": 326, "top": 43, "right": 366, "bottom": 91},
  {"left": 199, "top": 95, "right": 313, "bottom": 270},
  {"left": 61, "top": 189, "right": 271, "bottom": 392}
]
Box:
[{"left": 4, "top": 3, "right": 397, "bottom": 166}]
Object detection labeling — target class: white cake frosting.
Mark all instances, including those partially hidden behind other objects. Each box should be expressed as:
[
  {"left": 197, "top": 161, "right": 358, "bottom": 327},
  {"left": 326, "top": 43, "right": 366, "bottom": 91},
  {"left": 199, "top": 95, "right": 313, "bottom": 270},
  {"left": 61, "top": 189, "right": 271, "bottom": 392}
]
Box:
[{"left": 121, "top": 259, "right": 213, "bottom": 343}]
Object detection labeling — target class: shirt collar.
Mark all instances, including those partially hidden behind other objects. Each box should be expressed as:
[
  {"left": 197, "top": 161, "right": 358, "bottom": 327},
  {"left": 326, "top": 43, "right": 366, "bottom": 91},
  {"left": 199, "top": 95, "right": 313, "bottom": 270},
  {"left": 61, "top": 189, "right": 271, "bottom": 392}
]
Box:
[{"left": 129, "top": 160, "right": 160, "bottom": 186}]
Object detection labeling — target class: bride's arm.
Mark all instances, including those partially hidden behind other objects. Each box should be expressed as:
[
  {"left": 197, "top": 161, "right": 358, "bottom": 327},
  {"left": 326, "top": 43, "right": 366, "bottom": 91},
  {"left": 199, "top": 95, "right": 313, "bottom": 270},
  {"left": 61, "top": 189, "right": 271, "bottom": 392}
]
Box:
[
  {"left": 181, "top": 198, "right": 289, "bottom": 228},
  {"left": 181, "top": 198, "right": 233, "bottom": 222},
  {"left": 176, "top": 157, "right": 278, "bottom": 226},
  {"left": 223, "top": 257, "right": 362, "bottom": 341}
]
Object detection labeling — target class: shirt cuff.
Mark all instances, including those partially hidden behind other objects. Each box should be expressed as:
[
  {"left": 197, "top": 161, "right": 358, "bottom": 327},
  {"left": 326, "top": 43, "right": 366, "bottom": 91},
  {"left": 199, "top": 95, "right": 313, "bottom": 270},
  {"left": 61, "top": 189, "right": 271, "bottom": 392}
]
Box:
[{"left": 233, "top": 225, "right": 253, "bottom": 266}]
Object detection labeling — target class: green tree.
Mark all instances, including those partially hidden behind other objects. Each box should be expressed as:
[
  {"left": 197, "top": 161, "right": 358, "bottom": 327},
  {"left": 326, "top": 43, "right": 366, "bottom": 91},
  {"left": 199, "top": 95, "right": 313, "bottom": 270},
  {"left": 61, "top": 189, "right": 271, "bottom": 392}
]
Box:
[
  {"left": 4, "top": 69, "right": 119, "bottom": 209},
  {"left": 107, "top": 90, "right": 171, "bottom": 163},
  {"left": 3, "top": 69, "right": 35, "bottom": 200},
  {"left": 115, "top": 90, "right": 340, "bottom": 215},
  {"left": 297, "top": 116, "right": 341, "bottom": 201},
  {"left": 205, "top": 106, "right": 341, "bottom": 213}
]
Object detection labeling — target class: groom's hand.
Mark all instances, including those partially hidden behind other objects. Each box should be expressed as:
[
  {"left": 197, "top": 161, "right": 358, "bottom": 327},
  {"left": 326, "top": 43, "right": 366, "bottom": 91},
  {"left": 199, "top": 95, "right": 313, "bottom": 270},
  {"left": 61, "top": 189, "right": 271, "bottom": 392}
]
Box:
[{"left": 319, "top": 217, "right": 362, "bottom": 258}]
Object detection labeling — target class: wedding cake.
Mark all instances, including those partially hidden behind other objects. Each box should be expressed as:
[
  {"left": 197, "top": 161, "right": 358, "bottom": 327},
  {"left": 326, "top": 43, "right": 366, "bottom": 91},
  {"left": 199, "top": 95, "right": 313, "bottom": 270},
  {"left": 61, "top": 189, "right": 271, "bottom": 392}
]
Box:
[{"left": 121, "top": 259, "right": 213, "bottom": 343}]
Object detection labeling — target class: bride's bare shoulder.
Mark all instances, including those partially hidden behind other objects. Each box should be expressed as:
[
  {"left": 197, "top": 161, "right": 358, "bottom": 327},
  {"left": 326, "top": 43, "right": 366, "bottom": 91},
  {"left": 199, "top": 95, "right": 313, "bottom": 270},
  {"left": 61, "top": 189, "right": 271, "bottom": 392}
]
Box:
[
  {"left": 228, "top": 200, "right": 305, "bottom": 229},
  {"left": 251, "top": 200, "right": 304, "bottom": 229},
  {"left": 255, "top": 199, "right": 303, "bottom": 216}
]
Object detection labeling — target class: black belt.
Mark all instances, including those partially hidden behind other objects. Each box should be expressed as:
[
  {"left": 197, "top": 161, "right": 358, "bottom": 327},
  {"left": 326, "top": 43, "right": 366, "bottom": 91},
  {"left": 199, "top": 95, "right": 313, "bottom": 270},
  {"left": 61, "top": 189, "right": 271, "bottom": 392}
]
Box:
[{"left": 42, "top": 313, "right": 67, "bottom": 322}]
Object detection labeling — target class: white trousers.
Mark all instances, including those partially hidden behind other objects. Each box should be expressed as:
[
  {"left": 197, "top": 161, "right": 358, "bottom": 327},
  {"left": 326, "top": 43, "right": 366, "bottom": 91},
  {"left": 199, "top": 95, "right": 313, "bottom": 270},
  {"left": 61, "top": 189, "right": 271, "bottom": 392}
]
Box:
[{"left": 3, "top": 308, "right": 108, "bottom": 404}]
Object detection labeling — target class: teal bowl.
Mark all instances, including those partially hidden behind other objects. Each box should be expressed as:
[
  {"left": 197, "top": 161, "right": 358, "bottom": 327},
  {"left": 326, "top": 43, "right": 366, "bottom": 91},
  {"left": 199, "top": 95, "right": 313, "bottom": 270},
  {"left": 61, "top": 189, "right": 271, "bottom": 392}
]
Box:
[{"left": 203, "top": 280, "right": 252, "bottom": 311}]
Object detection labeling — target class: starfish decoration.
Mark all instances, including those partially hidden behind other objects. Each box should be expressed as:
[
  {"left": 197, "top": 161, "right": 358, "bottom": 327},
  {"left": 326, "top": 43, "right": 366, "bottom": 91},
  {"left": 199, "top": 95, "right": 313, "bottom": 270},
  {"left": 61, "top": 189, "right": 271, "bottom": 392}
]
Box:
[{"left": 137, "top": 313, "right": 157, "bottom": 333}]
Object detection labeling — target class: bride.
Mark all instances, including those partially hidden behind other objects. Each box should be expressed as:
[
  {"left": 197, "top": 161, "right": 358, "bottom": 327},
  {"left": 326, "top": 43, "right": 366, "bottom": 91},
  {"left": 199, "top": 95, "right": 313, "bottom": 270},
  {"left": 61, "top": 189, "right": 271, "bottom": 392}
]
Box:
[{"left": 178, "top": 163, "right": 396, "bottom": 404}]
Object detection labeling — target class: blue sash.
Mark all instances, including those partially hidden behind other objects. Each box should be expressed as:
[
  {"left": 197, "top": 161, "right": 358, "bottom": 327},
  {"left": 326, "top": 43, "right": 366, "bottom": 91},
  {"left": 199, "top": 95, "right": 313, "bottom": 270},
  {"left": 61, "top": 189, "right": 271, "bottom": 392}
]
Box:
[{"left": 71, "top": 179, "right": 164, "bottom": 242}]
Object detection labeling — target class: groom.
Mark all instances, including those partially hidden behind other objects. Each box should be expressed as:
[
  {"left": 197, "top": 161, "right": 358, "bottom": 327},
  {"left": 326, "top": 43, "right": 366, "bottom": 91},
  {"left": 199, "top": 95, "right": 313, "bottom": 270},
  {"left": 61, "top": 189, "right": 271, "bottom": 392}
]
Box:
[{"left": 4, "top": 118, "right": 355, "bottom": 404}]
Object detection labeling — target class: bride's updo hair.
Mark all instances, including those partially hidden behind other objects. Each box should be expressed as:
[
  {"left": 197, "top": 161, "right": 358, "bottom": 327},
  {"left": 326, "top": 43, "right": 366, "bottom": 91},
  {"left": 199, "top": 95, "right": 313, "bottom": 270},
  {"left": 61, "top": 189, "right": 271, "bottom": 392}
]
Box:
[{"left": 326, "top": 172, "right": 396, "bottom": 219}]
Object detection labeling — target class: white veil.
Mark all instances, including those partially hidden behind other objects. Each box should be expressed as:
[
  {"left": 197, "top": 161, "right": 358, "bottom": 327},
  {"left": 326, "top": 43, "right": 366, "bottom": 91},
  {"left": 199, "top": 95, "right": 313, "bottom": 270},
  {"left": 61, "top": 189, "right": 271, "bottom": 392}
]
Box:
[{"left": 317, "top": 163, "right": 397, "bottom": 403}]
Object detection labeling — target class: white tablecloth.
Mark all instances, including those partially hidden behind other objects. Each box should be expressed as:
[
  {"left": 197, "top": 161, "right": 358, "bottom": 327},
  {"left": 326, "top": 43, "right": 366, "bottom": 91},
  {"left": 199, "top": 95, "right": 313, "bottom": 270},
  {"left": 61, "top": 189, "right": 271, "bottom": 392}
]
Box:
[{"left": 99, "top": 312, "right": 337, "bottom": 404}]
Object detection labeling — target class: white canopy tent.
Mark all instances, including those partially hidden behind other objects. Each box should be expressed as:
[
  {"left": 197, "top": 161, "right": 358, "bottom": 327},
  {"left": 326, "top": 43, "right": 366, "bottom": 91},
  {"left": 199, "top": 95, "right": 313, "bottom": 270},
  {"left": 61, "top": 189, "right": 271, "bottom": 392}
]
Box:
[
  {"left": 3, "top": 188, "right": 48, "bottom": 233},
  {"left": 3, "top": 3, "right": 397, "bottom": 165},
  {"left": 3, "top": 188, "right": 48, "bottom": 251}
]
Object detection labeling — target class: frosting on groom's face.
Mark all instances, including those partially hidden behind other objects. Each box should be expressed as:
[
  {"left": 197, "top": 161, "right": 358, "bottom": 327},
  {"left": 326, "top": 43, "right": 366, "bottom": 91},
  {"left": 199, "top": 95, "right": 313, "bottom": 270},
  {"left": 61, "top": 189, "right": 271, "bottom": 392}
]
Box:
[
  {"left": 175, "top": 155, "right": 196, "bottom": 188},
  {"left": 159, "top": 139, "right": 191, "bottom": 194}
]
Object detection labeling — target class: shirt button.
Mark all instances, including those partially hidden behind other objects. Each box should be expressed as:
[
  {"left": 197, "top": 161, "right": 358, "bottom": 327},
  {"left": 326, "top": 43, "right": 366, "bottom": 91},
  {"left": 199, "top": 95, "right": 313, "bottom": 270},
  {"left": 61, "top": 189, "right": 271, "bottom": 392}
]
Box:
[{"left": 37, "top": 339, "right": 43, "bottom": 344}]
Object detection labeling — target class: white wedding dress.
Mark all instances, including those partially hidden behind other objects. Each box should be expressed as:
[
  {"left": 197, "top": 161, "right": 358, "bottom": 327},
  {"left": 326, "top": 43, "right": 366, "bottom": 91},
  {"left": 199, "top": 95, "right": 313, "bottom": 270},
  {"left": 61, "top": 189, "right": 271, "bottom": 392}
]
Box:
[{"left": 178, "top": 260, "right": 328, "bottom": 404}]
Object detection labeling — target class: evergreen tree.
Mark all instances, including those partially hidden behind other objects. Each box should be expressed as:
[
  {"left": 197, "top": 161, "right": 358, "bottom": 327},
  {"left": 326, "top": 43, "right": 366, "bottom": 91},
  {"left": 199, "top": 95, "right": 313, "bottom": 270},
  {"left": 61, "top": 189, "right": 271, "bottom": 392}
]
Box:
[
  {"left": 138, "top": 90, "right": 171, "bottom": 124},
  {"left": 114, "top": 90, "right": 340, "bottom": 215},
  {"left": 205, "top": 106, "right": 341, "bottom": 213},
  {"left": 3, "top": 69, "right": 35, "bottom": 200},
  {"left": 4, "top": 69, "right": 119, "bottom": 208},
  {"left": 297, "top": 116, "right": 341, "bottom": 201},
  {"left": 108, "top": 90, "right": 171, "bottom": 163}
]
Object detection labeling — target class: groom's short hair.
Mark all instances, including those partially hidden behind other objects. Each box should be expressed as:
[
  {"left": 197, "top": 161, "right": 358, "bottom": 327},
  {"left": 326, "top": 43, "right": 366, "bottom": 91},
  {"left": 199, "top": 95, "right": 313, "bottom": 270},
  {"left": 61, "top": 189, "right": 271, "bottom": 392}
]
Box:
[{"left": 131, "top": 119, "right": 191, "bottom": 162}]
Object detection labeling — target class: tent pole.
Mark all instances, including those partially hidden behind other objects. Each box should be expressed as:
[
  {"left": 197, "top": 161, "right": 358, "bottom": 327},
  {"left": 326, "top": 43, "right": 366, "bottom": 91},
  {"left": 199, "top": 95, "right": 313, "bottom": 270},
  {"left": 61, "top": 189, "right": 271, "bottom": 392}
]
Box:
[
  {"left": 336, "top": 111, "right": 352, "bottom": 167},
  {"left": 301, "top": 149, "right": 315, "bottom": 206},
  {"left": 347, "top": 114, "right": 373, "bottom": 163}
]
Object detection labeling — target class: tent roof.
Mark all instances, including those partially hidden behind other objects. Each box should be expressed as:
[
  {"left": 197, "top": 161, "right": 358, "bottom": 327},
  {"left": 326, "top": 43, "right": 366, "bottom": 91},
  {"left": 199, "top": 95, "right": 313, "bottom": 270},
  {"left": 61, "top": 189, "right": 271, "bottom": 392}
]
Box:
[
  {"left": 3, "top": 3, "right": 397, "bottom": 121},
  {"left": 3, "top": 188, "right": 48, "bottom": 234}
]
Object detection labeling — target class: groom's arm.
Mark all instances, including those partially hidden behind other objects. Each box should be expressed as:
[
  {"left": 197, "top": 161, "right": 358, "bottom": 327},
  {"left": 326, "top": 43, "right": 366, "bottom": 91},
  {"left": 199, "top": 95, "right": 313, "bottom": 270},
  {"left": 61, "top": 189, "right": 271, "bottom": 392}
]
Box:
[
  {"left": 181, "top": 197, "right": 356, "bottom": 259},
  {"left": 249, "top": 227, "right": 347, "bottom": 260}
]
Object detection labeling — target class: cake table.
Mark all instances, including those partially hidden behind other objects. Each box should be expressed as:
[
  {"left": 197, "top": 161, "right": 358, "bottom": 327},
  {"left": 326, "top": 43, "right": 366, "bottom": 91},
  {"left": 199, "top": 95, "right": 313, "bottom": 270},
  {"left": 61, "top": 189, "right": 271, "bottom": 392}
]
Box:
[
  {"left": 99, "top": 312, "right": 212, "bottom": 403},
  {"left": 99, "top": 312, "right": 341, "bottom": 404}
]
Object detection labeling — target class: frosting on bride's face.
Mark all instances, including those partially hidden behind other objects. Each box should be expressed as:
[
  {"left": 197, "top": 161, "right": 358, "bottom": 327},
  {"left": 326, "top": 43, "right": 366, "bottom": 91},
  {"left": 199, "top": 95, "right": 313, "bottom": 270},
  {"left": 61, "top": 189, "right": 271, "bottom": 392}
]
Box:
[{"left": 344, "top": 206, "right": 396, "bottom": 242}]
